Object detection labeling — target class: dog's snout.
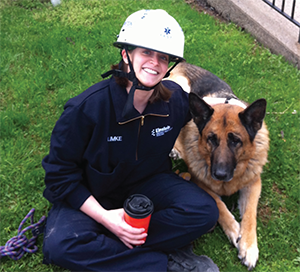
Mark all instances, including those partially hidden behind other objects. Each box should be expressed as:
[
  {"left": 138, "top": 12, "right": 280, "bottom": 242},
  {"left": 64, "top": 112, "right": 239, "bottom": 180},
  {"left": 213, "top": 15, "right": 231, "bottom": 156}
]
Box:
[{"left": 211, "top": 150, "right": 236, "bottom": 182}]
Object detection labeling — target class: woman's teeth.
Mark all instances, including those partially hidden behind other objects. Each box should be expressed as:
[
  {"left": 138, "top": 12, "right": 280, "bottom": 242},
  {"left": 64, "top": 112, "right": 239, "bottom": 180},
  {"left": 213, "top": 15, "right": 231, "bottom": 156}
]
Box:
[{"left": 143, "top": 68, "right": 158, "bottom": 75}]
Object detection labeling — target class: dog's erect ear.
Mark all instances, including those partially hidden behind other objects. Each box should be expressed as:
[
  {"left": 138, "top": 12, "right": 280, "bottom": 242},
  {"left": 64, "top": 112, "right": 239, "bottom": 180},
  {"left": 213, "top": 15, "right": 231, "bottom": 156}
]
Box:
[
  {"left": 189, "top": 92, "right": 214, "bottom": 135},
  {"left": 239, "top": 98, "right": 267, "bottom": 141}
]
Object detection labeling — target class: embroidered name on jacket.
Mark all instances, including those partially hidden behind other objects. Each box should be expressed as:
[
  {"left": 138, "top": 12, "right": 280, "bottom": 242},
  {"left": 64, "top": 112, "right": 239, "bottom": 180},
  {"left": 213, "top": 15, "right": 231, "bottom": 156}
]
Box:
[
  {"left": 151, "top": 125, "right": 173, "bottom": 137},
  {"left": 107, "top": 136, "right": 122, "bottom": 142}
]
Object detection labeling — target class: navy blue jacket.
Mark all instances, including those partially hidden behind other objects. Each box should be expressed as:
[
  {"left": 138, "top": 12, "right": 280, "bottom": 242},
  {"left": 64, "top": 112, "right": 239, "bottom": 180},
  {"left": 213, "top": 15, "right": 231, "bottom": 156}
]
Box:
[{"left": 42, "top": 77, "right": 191, "bottom": 209}]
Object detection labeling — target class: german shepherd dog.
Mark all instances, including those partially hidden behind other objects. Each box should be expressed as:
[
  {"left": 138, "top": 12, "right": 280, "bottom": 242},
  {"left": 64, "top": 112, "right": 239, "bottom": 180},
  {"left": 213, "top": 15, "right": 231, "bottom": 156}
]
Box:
[{"left": 168, "top": 62, "right": 269, "bottom": 270}]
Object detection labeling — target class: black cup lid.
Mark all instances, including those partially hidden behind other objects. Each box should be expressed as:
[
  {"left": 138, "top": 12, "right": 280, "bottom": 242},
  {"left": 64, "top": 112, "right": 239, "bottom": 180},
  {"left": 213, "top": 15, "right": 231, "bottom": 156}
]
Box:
[{"left": 123, "top": 194, "right": 154, "bottom": 219}]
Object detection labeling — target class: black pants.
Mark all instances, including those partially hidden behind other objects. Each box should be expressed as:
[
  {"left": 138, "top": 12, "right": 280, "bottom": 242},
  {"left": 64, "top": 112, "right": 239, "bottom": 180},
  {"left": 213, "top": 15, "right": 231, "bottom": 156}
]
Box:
[{"left": 43, "top": 173, "right": 219, "bottom": 271}]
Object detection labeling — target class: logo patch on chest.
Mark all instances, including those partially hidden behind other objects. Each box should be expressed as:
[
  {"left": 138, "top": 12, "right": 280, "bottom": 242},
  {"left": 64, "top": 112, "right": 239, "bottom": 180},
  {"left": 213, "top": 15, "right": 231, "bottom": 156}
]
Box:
[{"left": 151, "top": 125, "right": 173, "bottom": 137}]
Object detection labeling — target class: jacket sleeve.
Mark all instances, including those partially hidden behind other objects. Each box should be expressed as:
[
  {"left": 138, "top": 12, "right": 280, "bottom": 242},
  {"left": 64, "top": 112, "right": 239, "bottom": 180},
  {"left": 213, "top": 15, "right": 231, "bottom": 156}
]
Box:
[
  {"left": 42, "top": 101, "right": 94, "bottom": 209},
  {"left": 183, "top": 93, "right": 192, "bottom": 126}
]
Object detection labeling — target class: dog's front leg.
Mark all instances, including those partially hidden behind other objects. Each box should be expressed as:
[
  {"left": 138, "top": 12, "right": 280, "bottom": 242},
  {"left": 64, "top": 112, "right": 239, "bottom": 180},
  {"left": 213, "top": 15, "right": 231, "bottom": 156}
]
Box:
[
  {"left": 237, "top": 177, "right": 261, "bottom": 270},
  {"left": 199, "top": 185, "right": 241, "bottom": 248},
  {"left": 216, "top": 198, "right": 240, "bottom": 248}
]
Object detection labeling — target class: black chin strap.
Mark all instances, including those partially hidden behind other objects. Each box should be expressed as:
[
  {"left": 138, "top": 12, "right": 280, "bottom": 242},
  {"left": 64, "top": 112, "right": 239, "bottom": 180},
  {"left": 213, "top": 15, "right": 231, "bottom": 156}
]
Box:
[
  {"left": 164, "top": 60, "right": 180, "bottom": 78},
  {"left": 101, "top": 46, "right": 180, "bottom": 119}
]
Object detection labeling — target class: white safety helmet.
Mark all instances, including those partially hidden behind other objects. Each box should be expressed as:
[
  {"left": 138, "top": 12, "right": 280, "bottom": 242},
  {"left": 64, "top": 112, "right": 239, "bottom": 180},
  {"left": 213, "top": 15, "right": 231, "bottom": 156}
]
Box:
[
  {"left": 114, "top": 9, "right": 185, "bottom": 62},
  {"left": 102, "top": 10, "right": 185, "bottom": 120}
]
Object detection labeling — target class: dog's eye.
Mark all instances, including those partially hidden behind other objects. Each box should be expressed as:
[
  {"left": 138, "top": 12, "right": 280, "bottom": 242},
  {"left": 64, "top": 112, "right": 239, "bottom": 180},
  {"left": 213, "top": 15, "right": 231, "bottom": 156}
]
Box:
[
  {"left": 207, "top": 134, "right": 218, "bottom": 146},
  {"left": 228, "top": 133, "right": 242, "bottom": 147}
]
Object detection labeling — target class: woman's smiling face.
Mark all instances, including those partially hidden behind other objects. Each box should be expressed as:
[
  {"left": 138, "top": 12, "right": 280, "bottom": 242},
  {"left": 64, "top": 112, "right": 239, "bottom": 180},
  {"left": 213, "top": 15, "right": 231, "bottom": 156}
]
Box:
[{"left": 124, "top": 48, "right": 169, "bottom": 88}]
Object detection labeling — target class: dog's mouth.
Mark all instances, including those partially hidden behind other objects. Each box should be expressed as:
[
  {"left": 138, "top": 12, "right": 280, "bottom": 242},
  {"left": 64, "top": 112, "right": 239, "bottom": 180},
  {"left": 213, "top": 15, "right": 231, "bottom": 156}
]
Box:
[{"left": 211, "top": 173, "right": 233, "bottom": 182}]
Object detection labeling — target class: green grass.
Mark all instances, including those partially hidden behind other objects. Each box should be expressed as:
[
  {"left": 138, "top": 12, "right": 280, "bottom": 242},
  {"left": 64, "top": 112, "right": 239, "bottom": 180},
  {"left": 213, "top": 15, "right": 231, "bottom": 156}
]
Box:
[{"left": 1, "top": 0, "right": 299, "bottom": 271}]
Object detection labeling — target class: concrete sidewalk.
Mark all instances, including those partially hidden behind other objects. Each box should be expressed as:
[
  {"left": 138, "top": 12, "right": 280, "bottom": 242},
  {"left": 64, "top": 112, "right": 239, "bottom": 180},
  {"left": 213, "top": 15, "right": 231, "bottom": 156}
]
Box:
[{"left": 204, "top": 0, "right": 300, "bottom": 69}]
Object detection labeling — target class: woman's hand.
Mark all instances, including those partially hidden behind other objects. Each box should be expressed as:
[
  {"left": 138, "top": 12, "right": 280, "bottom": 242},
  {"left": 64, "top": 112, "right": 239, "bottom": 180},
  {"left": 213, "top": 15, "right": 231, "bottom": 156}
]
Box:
[
  {"left": 100, "top": 208, "right": 147, "bottom": 249},
  {"left": 80, "top": 195, "right": 147, "bottom": 249}
]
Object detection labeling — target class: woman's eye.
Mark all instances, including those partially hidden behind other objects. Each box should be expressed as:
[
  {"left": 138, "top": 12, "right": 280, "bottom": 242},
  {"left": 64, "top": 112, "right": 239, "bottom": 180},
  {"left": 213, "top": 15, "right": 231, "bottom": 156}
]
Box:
[{"left": 160, "top": 55, "right": 168, "bottom": 61}]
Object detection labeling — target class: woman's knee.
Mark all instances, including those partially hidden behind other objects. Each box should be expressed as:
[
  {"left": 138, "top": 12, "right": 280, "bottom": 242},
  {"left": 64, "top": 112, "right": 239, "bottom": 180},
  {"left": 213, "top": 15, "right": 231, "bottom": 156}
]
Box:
[
  {"left": 202, "top": 195, "right": 219, "bottom": 230},
  {"left": 176, "top": 189, "right": 219, "bottom": 232},
  {"left": 43, "top": 224, "right": 76, "bottom": 266}
]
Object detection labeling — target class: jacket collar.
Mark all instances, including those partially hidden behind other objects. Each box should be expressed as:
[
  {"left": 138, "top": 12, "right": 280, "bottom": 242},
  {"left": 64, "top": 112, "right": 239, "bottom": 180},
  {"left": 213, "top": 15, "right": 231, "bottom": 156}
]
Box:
[{"left": 109, "top": 77, "right": 169, "bottom": 124}]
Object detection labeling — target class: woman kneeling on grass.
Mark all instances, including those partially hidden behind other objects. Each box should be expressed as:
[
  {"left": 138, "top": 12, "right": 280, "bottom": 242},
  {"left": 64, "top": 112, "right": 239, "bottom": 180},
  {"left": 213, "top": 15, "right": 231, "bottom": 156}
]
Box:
[{"left": 42, "top": 9, "right": 219, "bottom": 272}]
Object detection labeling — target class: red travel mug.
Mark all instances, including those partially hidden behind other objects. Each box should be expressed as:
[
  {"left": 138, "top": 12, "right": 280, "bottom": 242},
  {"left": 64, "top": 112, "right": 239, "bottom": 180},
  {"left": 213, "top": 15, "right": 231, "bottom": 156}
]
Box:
[{"left": 123, "top": 194, "right": 154, "bottom": 241}]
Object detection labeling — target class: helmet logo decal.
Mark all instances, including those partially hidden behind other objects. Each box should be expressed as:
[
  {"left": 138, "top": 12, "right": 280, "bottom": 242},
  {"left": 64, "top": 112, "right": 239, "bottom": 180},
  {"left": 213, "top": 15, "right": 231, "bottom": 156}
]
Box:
[{"left": 164, "top": 27, "right": 171, "bottom": 35}]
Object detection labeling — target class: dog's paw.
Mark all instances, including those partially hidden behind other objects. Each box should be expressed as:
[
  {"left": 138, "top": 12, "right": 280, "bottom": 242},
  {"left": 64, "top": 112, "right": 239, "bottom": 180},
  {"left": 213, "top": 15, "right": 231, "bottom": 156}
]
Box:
[
  {"left": 238, "top": 240, "right": 259, "bottom": 270},
  {"left": 224, "top": 218, "right": 240, "bottom": 248}
]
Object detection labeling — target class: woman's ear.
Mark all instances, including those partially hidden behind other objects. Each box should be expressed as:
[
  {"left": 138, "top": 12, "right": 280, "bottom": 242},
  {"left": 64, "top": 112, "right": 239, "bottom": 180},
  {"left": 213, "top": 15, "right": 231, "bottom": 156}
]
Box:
[{"left": 121, "top": 49, "right": 129, "bottom": 64}]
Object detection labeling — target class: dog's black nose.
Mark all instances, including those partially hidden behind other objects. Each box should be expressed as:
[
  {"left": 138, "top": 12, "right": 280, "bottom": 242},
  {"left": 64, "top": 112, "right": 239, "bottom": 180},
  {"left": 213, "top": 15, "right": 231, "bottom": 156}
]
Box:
[
  {"left": 212, "top": 168, "right": 232, "bottom": 182},
  {"left": 214, "top": 169, "right": 228, "bottom": 180}
]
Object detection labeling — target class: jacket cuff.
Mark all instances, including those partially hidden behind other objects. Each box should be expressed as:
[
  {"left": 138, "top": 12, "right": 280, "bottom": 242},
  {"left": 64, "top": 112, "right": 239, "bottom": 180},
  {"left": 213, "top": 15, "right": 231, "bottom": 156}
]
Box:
[{"left": 66, "top": 184, "right": 91, "bottom": 210}]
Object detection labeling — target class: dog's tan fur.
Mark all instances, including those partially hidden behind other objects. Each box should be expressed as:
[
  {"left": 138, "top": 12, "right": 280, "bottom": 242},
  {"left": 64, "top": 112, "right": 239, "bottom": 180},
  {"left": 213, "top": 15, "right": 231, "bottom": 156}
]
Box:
[{"left": 169, "top": 62, "right": 269, "bottom": 270}]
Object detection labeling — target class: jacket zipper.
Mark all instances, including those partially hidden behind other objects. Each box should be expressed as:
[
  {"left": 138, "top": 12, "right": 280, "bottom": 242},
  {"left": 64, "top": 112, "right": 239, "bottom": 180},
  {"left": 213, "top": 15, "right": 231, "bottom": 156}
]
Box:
[
  {"left": 118, "top": 113, "right": 169, "bottom": 126},
  {"left": 141, "top": 116, "right": 145, "bottom": 126},
  {"left": 136, "top": 120, "right": 142, "bottom": 160},
  {"left": 118, "top": 113, "right": 169, "bottom": 161}
]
